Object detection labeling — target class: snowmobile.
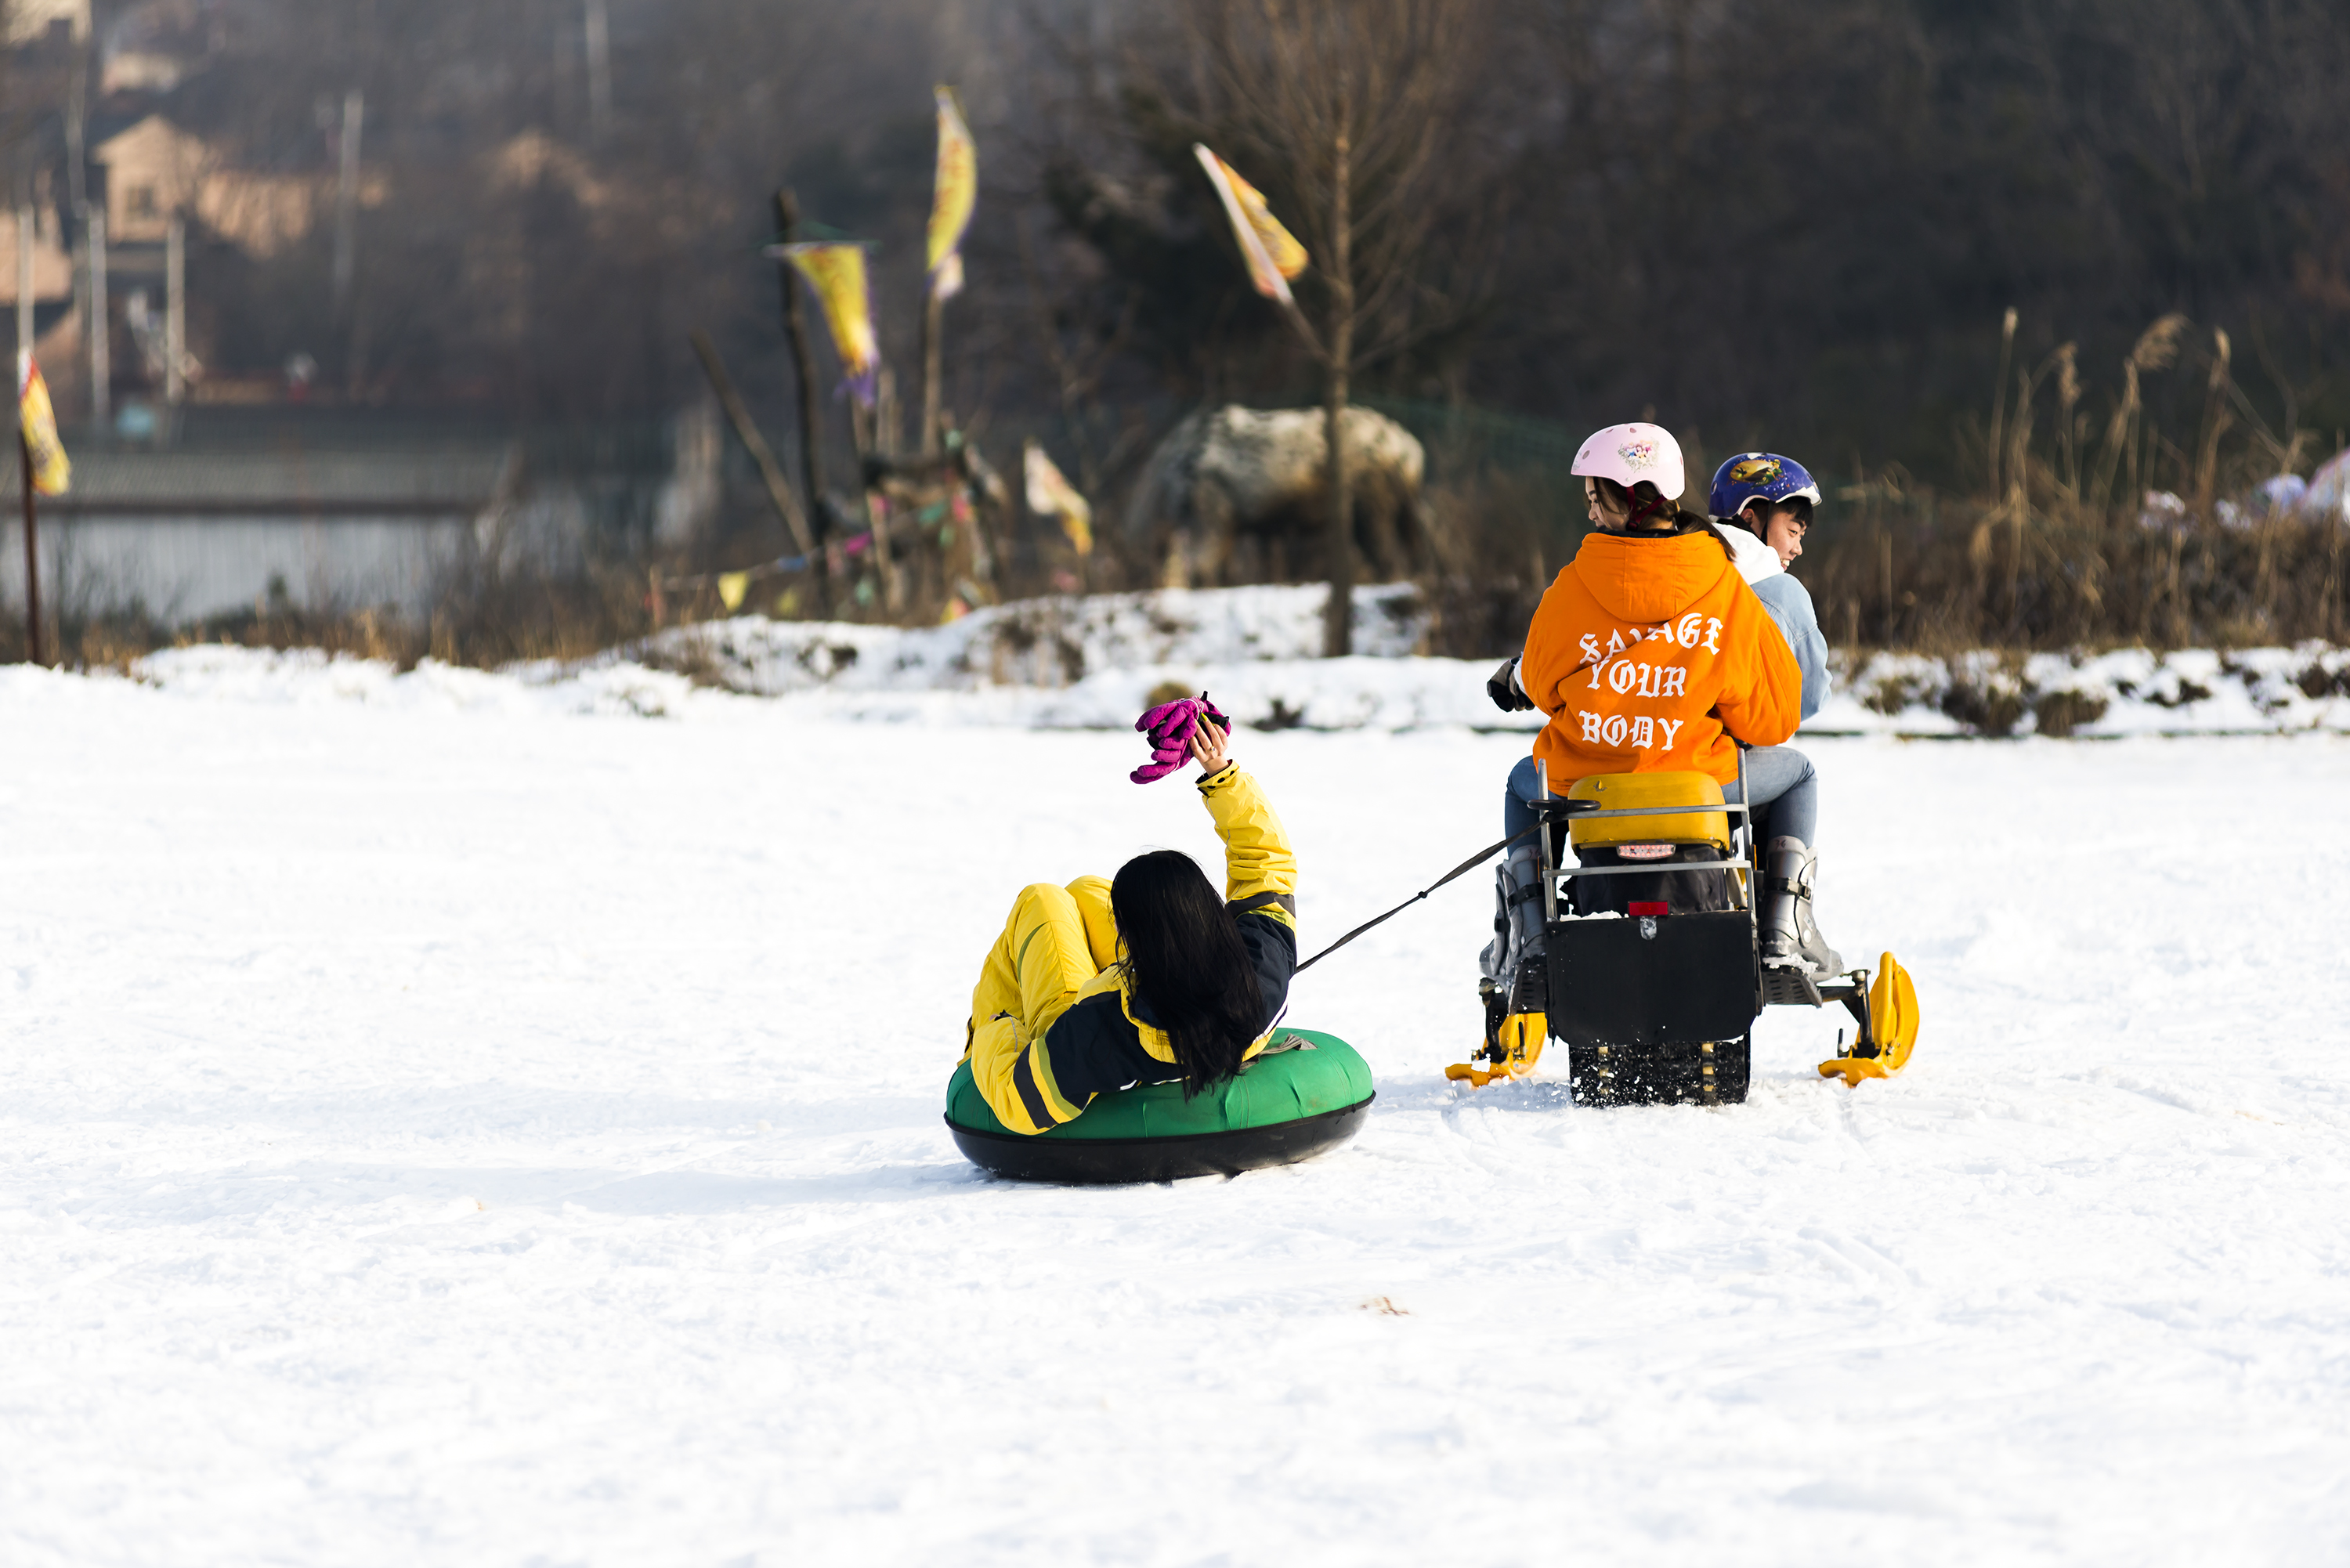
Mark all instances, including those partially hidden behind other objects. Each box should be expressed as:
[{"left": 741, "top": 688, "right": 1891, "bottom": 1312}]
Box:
[{"left": 1448, "top": 758, "right": 1918, "bottom": 1104}]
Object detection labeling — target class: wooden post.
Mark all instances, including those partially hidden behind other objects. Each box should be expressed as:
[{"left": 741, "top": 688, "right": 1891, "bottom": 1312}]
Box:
[
  {"left": 874, "top": 366, "right": 899, "bottom": 457},
  {"left": 20, "top": 428, "right": 42, "bottom": 666},
  {"left": 690, "top": 329, "right": 815, "bottom": 558},
  {"left": 849, "top": 399, "right": 902, "bottom": 613},
  {"left": 957, "top": 443, "right": 1000, "bottom": 602},
  {"left": 772, "top": 190, "right": 832, "bottom": 616},
  {"left": 584, "top": 0, "right": 613, "bottom": 146},
  {"left": 1320, "top": 125, "right": 1356, "bottom": 659},
  {"left": 14, "top": 208, "right": 32, "bottom": 367},
  {"left": 920, "top": 282, "right": 943, "bottom": 457},
  {"left": 333, "top": 89, "right": 363, "bottom": 313},
  {"left": 87, "top": 210, "right": 107, "bottom": 426},
  {"left": 1879, "top": 529, "right": 1893, "bottom": 645},
  {"left": 164, "top": 215, "right": 185, "bottom": 408}
]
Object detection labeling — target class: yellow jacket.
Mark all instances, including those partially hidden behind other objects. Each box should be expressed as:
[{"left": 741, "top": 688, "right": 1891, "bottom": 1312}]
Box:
[{"left": 964, "top": 764, "right": 1297, "bottom": 1134}]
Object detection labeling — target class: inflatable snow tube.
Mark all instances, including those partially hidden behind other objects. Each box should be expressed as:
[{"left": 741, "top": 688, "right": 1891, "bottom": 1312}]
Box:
[{"left": 945, "top": 1028, "right": 1375, "bottom": 1184}]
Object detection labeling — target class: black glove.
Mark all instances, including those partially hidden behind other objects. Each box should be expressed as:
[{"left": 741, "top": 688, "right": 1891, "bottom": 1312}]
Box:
[{"left": 1487, "top": 656, "right": 1534, "bottom": 713}]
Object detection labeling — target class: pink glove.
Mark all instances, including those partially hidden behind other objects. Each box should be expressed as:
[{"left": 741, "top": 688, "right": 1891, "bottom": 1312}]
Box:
[{"left": 1130, "top": 693, "right": 1231, "bottom": 783}]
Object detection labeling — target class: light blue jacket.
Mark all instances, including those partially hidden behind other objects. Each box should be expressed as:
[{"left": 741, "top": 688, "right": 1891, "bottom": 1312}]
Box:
[
  {"left": 1752, "top": 572, "right": 1829, "bottom": 721},
  {"left": 1710, "top": 519, "right": 1830, "bottom": 721}
]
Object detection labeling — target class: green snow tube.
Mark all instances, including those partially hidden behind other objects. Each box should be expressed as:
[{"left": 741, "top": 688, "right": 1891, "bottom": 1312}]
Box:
[{"left": 945, "top": 1028, "right": 1375, "bottom": 1184}]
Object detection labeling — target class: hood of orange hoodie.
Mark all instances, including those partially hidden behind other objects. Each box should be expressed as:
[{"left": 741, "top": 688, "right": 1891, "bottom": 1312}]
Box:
[{"left": 1572, "top": 528, "right": 1735, "bottom": 625}]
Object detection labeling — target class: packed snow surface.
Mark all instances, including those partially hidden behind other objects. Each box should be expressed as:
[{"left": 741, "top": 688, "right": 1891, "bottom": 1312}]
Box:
[{"left": 5, "top": 653, "right": 2349, "bottom": 1566}]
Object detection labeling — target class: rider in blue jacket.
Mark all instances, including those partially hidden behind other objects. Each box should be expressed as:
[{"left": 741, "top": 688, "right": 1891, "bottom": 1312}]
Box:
[{"left": 1709, "top": 453, "right": 1831, "bottom": 722}]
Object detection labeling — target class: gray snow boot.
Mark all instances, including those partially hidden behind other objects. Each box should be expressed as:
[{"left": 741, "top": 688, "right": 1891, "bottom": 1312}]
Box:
[
  {"left": 1761, "top": 836, "right": 1845, "bottom": 976},
  {"left": 1478, "top": 844, "right": 1549, "bottom": 987}
]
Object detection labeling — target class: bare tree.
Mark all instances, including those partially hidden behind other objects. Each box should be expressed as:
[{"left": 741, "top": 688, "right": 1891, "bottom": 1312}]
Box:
[{"left": 1141, "top": 0, "right": 1487, "bottom": 654}]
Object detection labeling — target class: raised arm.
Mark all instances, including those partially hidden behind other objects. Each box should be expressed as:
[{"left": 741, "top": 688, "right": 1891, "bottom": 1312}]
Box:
[
  {"left": 1190, "top": 723, "right": 1297, "bottom": 937},
  {"left": 1198, "top": 758, "right": 1298, "bottom": 1033}
]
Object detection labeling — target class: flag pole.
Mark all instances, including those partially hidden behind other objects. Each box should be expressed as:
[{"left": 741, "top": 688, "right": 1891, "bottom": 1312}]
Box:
[
  {"left": 20, "top": 425, "right": 40, "bottom": 667},
  {"left": 772, "top": 190, "right": 833, "bottom": 617}
]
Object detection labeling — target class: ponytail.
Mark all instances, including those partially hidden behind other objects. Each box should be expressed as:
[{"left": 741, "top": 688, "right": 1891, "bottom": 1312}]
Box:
[{"left": 1593, "top": 476, "right": 1730, "bottom": 555}]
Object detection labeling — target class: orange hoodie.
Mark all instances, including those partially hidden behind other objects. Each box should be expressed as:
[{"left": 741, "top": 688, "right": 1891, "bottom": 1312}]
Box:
[{"left": 1519, "top": 526, "right": 1800, "bottom": 786}]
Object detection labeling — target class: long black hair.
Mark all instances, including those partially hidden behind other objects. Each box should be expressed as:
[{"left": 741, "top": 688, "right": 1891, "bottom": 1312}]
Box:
[{"left": 1111, "top": 848, "right": 1265, "bottom": 1095}]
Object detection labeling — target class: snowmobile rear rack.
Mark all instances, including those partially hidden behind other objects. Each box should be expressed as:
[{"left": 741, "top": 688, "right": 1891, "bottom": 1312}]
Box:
[
  {"left": 1527, "top": 800, "right": 1752, "bottom": 821},
  {"left": 1553, "top": 861, "right": 1748, "bottom": 877}
]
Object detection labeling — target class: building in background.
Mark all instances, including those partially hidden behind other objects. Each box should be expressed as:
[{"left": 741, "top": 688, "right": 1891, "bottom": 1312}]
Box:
[{"left": 4, "top": 0, "right": 87, "bottom": 45}]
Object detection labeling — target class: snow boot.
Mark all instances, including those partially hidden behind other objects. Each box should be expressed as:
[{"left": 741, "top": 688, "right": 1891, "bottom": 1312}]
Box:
[
  {"left": 1761, "top": 836, "right": 1844, "bottom": 976},
  {"left": 1477, "top": 844, "right": 1548, "bottom": 985}
]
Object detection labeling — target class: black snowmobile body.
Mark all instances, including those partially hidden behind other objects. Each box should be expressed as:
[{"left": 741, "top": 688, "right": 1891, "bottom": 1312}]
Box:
[{"left": 1526, "top": 754, "right": 1882, "bottom": 1107}]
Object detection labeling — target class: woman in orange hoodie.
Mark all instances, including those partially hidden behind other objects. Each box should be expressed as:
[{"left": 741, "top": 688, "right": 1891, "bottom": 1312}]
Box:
[{"left": 1482, "top": 423, "right": 1841, "bottom": 1039}]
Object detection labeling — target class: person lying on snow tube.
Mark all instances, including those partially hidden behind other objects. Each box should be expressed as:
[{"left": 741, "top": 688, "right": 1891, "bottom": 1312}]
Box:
[
  {"left": 961, "top": 715, "right": 1298, "bottom": 1135},
  {"left": 1481, "top": 421, "right": 1842, "bottom": 1060}
]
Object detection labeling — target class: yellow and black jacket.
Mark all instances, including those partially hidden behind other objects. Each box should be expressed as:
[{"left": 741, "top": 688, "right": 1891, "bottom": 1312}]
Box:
[{"left": 964, "top": 764, "right": 1298, "bottom": 1134}]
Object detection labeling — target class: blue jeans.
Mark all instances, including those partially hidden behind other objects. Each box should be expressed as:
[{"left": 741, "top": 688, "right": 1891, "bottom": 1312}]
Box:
[{"left": 1504, "top": 746, "right": 1818, "bottom": 848}]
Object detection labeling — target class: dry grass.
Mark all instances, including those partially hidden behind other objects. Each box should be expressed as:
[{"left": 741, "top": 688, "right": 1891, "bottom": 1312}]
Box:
[
  {"left": 1803, "top": 313, "right": 2345, "bottom": 653},
  {"left": 9, "top": 320, "right": 2339, "bottom": 673},
  {"left": 3, "top": 560, "right": 660, "bottom": 675}
]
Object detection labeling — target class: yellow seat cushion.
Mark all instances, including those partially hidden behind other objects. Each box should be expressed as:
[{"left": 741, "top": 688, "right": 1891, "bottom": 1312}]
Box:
[{"left": 1566, "top": 771, "right": 1730, "bottom": 852}]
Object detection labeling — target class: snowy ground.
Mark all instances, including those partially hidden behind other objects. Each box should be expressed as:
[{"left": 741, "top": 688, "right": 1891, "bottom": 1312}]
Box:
[
  {"left": 474, "top": 583, "right": 2350, "bottom": 737},
  {"left": 5, "top": 657, "right": 2349, "bottom": 1566}
]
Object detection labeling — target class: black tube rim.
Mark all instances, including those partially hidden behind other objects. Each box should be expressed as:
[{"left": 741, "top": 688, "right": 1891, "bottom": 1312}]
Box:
[{"left": 944, "top": 1091, "right": 1376, "bottom": 1150}]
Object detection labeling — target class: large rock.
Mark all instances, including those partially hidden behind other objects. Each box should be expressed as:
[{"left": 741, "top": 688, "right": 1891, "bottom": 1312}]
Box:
[{"left": 1125, "top": 405, "right": 1433, "bottom": 586}]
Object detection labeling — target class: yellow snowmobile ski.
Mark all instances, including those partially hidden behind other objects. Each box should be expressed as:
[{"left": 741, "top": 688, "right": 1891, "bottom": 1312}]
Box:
[
  {"left": 1819, "top": 952, "right": 1919, "bottom": 1086},
  {"left": 1447, "top": 1006, "right": 1546, "bottom": 1088}
]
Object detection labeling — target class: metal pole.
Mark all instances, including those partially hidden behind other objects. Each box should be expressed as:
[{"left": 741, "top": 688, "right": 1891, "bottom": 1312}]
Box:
[
  {"left": 87, "top": 210, "right": 106, "bottom": 426},
  {"left": 164, "top": 215, "right": 184, "bottom": 407},
  {"left": 15, "top": 207, "right": 32, "bottom": 365},
  {"left": 20, "top": 428, "right": 41, "bottom": 667},
  {"left": 772, "top": 189, "right": 831, "bottom": 616}
]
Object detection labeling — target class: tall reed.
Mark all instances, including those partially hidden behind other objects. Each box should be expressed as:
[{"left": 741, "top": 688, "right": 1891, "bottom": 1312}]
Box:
[{"left": 1806, "top": 313, "right": 2343, "bottom": 652}]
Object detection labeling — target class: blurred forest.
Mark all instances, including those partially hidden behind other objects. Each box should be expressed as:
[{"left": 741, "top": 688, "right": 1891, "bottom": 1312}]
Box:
[{"left": 6, "top": 0, "right": 2350, "bottom": 655}]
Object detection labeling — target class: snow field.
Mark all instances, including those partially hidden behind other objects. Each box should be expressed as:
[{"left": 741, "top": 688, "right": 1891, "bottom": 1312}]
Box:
[{"left": 2, "top": 664, "right": 2348, "bottom": 1566}]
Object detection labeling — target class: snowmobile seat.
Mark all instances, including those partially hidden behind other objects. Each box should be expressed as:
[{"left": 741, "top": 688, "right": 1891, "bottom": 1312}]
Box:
[
  {"left": 1556, "top": 771, "right": 1741, "bottom": 919},
  {"left": 1565, "top": 772, "right": 1732, "bottom": 854}
]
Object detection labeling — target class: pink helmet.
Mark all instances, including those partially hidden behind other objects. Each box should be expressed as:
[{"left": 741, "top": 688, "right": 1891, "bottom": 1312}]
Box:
[{"left": 1572, "top": 421, "right": 1686, "bottom": 500}]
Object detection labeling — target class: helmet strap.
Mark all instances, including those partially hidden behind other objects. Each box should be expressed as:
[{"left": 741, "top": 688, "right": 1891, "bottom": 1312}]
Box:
[{"left": 1622, "top": 492, "right": 1674, "bottom": 530}]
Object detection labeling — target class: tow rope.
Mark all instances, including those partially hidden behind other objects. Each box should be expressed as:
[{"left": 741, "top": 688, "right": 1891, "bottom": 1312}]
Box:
[{"left": 1293, "top": 822, "right": 1545, "bottom": 974}]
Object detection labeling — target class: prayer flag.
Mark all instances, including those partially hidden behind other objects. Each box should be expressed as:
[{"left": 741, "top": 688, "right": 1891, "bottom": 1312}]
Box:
[
  {"left": 926, "top": 86, "right": 977, "bottom": 295},
  {"left": 16, "top": 352, "right": 68, "bottom": 495},
  {"left": 1025, "top": 441, "right": 1093, "bottom": 556},
  {"left": 1192, "top": 144, "right": 1307, "bottom": 305},
  {"left": 769, "top": 242, "right": 880, "bottom": 408},
  {"left": 932, "top": 250, "right": 964, "bottom": 303}
]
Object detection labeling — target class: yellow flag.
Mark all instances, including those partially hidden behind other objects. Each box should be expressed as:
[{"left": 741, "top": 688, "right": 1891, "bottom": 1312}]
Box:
[
  {"left": 926, "top": 86, "right": 977, "bottom": 294},
  {"left": 1193, "top": 144, "right": 1307, "bottom": 305},
  {"left": 772, "top": 242, "right": 880, "bottom": 406},
  {"left": 717, "top": 572, "right": 750, "bottom": 612},
  {"left": 1025, "top": 440, "right": 1093, "bottom": 556},
  {"left": 16, "top": 352, "right": 68, "bottom": 496}
]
